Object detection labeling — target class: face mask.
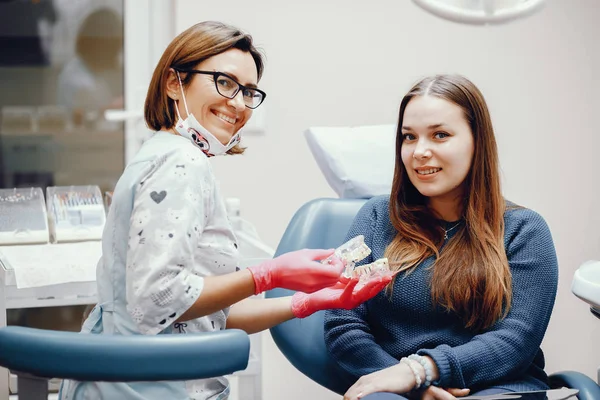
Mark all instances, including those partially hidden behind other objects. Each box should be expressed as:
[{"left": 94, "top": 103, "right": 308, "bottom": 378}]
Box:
[{"left": 173, "top": 71, "right": 241, "bottom": 157}]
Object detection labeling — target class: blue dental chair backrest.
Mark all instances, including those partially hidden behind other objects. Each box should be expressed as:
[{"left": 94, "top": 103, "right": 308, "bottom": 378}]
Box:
[{"left": 266, "top": 197, "right": 368, "bottom": 395}]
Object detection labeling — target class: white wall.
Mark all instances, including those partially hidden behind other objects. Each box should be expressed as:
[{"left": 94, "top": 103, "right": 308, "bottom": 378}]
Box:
[{"left": 175, "top": 1, "right": 600, "bottom": 398}]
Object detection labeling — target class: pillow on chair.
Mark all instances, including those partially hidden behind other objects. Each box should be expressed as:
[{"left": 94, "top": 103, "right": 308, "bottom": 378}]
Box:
[{"left": 304, "top": 125, "right": 396, "bottom": 199}]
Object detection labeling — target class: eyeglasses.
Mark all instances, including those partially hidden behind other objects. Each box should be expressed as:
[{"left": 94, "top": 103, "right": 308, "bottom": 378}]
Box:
[{"left": 177, "top": 69, "right": 266, "bottom": 109}]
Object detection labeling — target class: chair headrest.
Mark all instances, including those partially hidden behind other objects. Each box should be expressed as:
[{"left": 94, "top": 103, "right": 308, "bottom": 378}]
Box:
[{"left": 305, "top": 125, "right": 396, "bottom": 199}]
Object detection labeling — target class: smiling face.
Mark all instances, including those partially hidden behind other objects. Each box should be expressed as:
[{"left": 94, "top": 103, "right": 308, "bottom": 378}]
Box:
[
  {"left": 400, "top": 95, "right": 474, "bottom": 205},
  {"left": 170, "top": 48, "right": 258, "bottom": 145}
]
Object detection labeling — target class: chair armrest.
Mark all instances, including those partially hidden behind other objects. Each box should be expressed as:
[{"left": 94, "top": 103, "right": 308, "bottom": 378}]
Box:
[
  {"left": 0, "top": 326, "right": 249, "bottom": 381},
  {"left": 549, "top": 371, "right": 600, "bottom": 400}
]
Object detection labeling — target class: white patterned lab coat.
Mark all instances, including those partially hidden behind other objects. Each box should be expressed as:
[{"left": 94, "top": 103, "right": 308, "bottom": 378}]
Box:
[{"left": 60, "top": 131, "right": 239, "bottom": 400}]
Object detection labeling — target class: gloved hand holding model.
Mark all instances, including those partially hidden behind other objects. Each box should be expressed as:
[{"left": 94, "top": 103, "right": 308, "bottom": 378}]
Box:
[
  {"left": 288, "top": 236, "right": 396, "bottom": 318},
  {"left": 248, "top": 248, "right": 345, "bottom": 294},
  {"left": 291, "top": 275, "right": 393, "bottom": 318}
]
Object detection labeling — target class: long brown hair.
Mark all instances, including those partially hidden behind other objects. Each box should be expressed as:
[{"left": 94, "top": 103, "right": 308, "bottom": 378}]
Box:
[
  {"left": 144, "top": 21, "right": 265, "bottom": 155},
  {"left": 386, "top": 74, "right": 510, "bottom": 331}
]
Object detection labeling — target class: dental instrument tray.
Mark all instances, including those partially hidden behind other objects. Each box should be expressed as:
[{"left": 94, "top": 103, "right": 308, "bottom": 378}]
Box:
[
  {"left": 46, "top": 185, "right": 106, "bottom": 243},
  {"left": 0, "top": 187, "right": 49, "bottom": 245}
]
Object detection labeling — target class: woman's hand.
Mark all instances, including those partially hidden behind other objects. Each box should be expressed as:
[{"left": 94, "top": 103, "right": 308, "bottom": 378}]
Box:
[
  {"left": 343, "top": 363, "right": 469, "bottom": 400},
  {"left": 291, "top": 275, "right": 392, "bottom": 318},
  {"left": 421, "top": 387, "right": 470, "bottom": 400},
  {"left": 343, "top": 362, "right": 416, "bottom": 400},
  {"left": 248, "top": 249, "right": 344, "bottom": 294}
]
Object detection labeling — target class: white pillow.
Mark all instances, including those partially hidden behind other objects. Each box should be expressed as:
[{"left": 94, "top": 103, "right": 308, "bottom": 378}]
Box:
[{"left": 304, "top": 124, "right": 397, "bottom": 199}]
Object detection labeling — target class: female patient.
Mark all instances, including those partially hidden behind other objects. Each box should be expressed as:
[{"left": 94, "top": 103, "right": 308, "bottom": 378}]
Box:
[{"left": 324, "top": 74, "right": 559, "bottom": 400}]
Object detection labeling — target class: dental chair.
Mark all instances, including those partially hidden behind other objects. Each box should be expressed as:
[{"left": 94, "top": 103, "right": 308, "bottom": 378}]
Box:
[
  {"left": 0, "top": 326, "right": 250, "bottom": 400},
  {"left": 266, "top": 125, "right": 600, "bottom": 399}
]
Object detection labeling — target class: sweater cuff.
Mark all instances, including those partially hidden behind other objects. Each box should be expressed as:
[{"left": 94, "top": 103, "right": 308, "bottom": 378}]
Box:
[{"left": 417, "top": 347, "right": 453, "bottom": 388}]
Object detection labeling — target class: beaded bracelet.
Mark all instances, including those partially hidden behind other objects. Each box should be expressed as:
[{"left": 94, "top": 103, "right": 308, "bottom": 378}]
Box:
[
  {"left": 408, "top": 354, "right": 434, "bottom": 388},
  {"left": 400, "top": 357, "right": 422, "bottom": 389}
]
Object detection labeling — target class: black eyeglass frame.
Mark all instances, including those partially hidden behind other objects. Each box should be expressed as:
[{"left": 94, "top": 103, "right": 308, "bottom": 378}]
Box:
[{"left": 175, "top": 69, "right": 267, "bottom": 109}]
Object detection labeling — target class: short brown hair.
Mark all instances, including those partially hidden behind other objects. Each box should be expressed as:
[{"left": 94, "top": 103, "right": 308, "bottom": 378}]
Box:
[{"left": 144, "top": 21, "right": 265, "bottom": 155}]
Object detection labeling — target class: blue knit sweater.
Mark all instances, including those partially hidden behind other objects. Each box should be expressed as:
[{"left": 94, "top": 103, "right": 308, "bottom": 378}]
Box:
[{"left": 324, "top": 195, "right": 558, "bottom": 392}]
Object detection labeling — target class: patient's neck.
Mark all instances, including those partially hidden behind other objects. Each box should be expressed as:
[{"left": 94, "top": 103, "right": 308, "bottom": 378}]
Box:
[{"left": 427, "top": 194, "right": 463, "bottom": 222}]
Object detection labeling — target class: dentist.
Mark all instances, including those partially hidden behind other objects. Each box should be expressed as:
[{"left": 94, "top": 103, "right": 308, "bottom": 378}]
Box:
[{"left": 59, "top": 21, "right": 390, "bottom": 400}]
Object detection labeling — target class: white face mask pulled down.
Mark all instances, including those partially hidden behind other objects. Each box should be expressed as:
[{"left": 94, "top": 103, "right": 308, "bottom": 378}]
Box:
[{"left": 173, "top": 71, "right": 241, "bottom": 157}]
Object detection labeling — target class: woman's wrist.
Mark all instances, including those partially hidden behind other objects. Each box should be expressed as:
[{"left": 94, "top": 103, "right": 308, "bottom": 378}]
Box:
[
  {"left": 400, "top": 357, "right": 423, "bottom": 389},
  {"left": 396, "top": 361, "right": 419, "bottom": 390},
  {"left": 422, "top": 355, "right": 439, "bottom": 382},
  {"left": 407, "top": 354, "right": 434, "bottom": 388},
  {"left": 399, "top": 354, "right": 439, "bottom": 391}
]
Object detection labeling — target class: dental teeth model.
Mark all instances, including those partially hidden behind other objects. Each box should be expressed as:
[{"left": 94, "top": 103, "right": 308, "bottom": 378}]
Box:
[
  {"left": 323, "top": 235, "right": 395, "bottom": 281},
  {"left": 350, "top": 257, "right": 391, "bottom": 280},
  {"left": 321, "top": 235, "right": 372, "bottom": 278}
]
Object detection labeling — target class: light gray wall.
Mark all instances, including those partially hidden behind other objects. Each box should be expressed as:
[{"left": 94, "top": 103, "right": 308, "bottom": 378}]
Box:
[{"left": 176, "top": 1, "right": 600, "bottom": 399}]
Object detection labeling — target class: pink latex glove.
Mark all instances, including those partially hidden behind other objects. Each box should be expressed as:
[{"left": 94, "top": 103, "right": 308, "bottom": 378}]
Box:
[
  {"left": 248, "top": 249, "right": 344, "bottom": 295},
  {"left": 290, "top": 275, "right": 393, "bottom": 318}
]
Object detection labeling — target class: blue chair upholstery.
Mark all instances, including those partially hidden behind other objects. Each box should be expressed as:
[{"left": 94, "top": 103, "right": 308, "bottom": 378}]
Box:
[
  {"left": 266, "top": 197, "right": 600, "bottom": 398},
  {"left": 0, "top": 325, "right": 249, "bottom": 399},
  {"left": 266, "top": 198, "right": 367, "bottom": 394}
]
